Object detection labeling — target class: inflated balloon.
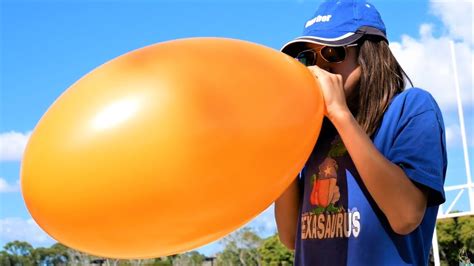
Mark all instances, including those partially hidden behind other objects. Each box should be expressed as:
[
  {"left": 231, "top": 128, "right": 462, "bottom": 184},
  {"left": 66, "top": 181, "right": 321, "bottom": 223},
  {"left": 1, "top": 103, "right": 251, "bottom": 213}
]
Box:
[{"left": 21, "top": 38, "right": 324, "bottom": 259}]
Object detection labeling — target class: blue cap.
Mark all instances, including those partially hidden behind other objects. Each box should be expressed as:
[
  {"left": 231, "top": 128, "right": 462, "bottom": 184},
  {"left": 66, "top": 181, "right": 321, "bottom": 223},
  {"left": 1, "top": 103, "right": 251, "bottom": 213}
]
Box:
[{"left": 281, "top": 0, "right": 387, "bottom": 56}]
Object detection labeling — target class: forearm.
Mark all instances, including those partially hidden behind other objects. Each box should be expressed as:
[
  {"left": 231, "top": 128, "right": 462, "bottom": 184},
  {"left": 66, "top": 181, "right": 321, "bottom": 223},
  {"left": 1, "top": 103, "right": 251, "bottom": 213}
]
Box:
[
  {"left": 329, "top": 111, "right": 427, "bottom": 235},
  {"left": 274, "top": 178, "right": 300, "bottom": 250}
]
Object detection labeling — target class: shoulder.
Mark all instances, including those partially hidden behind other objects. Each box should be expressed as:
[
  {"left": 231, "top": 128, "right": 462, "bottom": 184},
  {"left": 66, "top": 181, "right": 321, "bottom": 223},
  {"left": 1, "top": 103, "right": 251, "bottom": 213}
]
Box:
[
  {"left": 374, "top": 88, "right": 446, "bottom": 142},
  {"left": 390, "top": 88, "right": 440, "bottom": 115},
  {"left": 386, "top": 87, "right": 444, "bottom": 126}
]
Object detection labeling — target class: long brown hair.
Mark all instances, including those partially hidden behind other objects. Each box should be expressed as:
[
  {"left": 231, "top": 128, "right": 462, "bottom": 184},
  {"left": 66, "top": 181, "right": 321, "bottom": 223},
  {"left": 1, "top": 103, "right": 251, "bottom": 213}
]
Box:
[{"left": 352, "top": 37, "right": 413, "bottom": 137}]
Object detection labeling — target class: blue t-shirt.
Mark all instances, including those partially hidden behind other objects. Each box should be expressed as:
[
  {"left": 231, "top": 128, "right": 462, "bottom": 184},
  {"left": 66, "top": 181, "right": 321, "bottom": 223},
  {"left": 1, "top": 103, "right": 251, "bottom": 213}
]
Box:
[{"left": 294, "top": 88, "right": 447, "bottom": 265}]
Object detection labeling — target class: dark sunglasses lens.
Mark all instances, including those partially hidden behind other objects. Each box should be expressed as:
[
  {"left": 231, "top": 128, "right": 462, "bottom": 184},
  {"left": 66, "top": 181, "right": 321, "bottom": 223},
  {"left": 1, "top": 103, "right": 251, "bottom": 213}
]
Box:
[
  {"left": 321, "top": 46, "right": 346, "bottom": 62},
  {"left": 296, "top": 51, "right": 316, "bottom": 66}
]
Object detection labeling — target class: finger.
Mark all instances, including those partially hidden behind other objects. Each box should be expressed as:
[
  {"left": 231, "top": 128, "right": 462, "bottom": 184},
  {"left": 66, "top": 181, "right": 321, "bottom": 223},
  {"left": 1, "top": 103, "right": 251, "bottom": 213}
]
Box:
[
  {"left": 307, "top": 66, "right": 330, "bottom": 116},
  {"left": 307, "top": 65, "right": 320, "bottom": 79},
  {"left": 308, "top": 65, "right": 331, "bottom": 76}
]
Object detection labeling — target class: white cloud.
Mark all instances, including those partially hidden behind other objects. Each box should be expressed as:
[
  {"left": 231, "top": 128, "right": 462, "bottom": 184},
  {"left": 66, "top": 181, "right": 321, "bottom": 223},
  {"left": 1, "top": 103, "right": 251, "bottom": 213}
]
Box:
[
  {"left": 0, "top": 178, "right": 20, "bottom": 193},
  {"left": 388, "top": 0, "right": 473, "bottom": 112},
  {"left": 445, "top": 121, "right": 474, "bottom": 147},
  {"left": 0, "top": 131, "right": 32, "bottom": 161},
  {"left": 430, "top": 0, "right": 473, "bottom": 45},
  {"left": 446, "top": 123, "right": 461, "bottom": 147},
  {"left": 0, "top": 217, "right": 56, "bottom": 247},
  {"left": 389, "top": 24, "right": 473, "bottom": 111}
]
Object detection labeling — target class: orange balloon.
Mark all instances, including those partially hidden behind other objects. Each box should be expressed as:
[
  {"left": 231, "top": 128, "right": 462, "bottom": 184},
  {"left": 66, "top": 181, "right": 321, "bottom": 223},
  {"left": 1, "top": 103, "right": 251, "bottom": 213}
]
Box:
[{"left": 21, "top": 38, "right": 323, "bottom": 259}]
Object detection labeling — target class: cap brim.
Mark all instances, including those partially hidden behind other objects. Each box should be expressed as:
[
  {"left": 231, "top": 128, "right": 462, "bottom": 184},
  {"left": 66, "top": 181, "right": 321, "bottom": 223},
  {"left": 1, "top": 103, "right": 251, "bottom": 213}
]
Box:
[{"left": 281, "top": 32, "right": 363, "bottom": 57}]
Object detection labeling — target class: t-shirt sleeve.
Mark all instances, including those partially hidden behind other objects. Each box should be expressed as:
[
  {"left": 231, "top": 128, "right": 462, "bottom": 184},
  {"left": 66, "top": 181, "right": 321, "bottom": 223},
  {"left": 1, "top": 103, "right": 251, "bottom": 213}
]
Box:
[{"left": 387, "top": 109, "right": 447, "bottom": 206}]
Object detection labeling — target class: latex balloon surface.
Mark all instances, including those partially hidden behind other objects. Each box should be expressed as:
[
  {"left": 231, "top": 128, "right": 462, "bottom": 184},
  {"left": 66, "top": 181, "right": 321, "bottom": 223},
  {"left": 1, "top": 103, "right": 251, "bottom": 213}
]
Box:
[{"left": 21, "top": 38, "right": 324, "bottom": 258}]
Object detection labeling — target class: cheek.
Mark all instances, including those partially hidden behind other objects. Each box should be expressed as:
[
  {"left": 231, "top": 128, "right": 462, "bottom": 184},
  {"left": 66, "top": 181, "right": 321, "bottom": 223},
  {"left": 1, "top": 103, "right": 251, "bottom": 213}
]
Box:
[{"left": 343, "top": 66, "right": 361, "bottom": 97}]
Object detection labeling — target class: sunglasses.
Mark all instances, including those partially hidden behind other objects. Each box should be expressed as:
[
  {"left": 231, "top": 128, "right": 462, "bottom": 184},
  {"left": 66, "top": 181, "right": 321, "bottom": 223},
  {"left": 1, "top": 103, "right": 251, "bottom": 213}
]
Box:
[{"left": 295, "top": 43, "right": 358, "bottom": 66}]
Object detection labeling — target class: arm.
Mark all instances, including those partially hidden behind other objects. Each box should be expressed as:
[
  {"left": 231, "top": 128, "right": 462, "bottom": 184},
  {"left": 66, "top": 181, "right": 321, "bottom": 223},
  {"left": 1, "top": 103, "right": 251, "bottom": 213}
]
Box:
[
  {"left": 330, "top": 111, "right": 428, "bottom": 235},
  {"left": 308, "top": 66, "right": 428, "bottom": 235},
  {"left": 274, "top": 177, "right": 300, "bottom": 250}
]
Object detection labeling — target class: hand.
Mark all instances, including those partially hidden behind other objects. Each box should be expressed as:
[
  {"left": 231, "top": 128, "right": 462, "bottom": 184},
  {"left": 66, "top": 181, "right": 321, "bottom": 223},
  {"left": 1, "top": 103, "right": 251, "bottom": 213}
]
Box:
[{"left": 307, "top": 65, "right": 351, "bottom": 121}]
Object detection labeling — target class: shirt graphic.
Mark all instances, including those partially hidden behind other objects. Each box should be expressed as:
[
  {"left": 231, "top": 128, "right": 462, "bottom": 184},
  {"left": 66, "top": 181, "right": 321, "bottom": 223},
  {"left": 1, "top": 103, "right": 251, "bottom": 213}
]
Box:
[{"left": 301, "top": 136, "right": 361, "bottom": 241}]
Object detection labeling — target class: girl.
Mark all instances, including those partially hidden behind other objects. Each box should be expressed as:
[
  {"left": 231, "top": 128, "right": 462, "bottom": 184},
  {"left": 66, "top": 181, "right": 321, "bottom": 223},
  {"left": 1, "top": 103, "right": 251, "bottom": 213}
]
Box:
[{"left": 275, "top": 0, "right": 447, "bottom": 265}]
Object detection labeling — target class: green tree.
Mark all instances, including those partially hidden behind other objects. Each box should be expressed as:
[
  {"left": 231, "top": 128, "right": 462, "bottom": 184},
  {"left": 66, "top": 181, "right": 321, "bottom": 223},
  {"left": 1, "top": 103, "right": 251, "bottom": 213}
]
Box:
[
  {"left": 216, "top": 240, "right": 241, "bottom": 266},
  {"left": 49, "top": 243, "right": 69, "bottom": 265},
  {"left": 216, "top": 227, "right": 262, "bottom": 266},
  {"left": 149, "top": 258, "right": 172, "bottom": 266},
  {"left": 172, "top": 251, "right": 206, "bottom": 266},
  {"left": 32, "top": 247, "right": 55, "bottom": 265},
  {"left": 436, "top": 215, "right": 473, "bottom": 265},
  {"left": 150, "top": 254, "right": 177, "bottom": 265},
  {"left": 3, "top": 240, "right": 35, "bottom": 265},
  {"left": 258, "top": 235, "right": 294, "bottom": 266},
  {"left": 0, "top": 250, "right": 13, "bottom": 266}
]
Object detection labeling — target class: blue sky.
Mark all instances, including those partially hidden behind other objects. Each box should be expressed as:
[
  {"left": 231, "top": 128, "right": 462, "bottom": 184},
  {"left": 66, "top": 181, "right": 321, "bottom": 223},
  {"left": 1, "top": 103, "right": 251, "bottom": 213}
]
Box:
[{"left": 1, "top": 0, "right": 473, "bottom": 257}]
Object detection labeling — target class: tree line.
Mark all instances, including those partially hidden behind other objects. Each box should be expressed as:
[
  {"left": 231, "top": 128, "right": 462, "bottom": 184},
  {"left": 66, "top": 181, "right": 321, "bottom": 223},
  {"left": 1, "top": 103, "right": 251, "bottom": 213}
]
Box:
[
  {"left": 0, "top": 215, "right": 472, "bottom": 266},
  {"left": 0, "top": 227, "right": 293, "bottom": 266}
]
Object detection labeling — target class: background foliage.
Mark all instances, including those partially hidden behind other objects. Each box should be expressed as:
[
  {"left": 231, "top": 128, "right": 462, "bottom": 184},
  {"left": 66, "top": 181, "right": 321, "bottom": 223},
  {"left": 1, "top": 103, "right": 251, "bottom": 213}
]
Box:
[{"left": 1, "top": 217, "right": 472, "bottom": 265}]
